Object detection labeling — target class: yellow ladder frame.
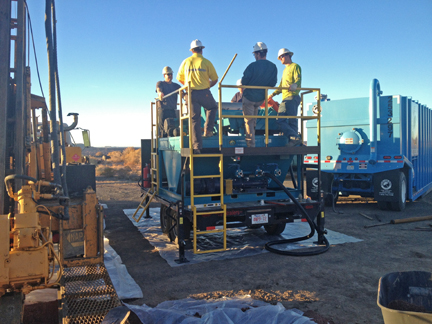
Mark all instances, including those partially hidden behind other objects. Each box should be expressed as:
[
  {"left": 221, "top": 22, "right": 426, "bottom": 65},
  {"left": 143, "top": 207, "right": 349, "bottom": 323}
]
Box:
[{"left": 190, "top": 153, "right": 227, "bottom": 254}]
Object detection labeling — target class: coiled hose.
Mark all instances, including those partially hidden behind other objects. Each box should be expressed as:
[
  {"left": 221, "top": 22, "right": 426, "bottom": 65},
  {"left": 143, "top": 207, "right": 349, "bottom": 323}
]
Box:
[{"left": 263, "top": 172, "right": 330, "bottom": 256}]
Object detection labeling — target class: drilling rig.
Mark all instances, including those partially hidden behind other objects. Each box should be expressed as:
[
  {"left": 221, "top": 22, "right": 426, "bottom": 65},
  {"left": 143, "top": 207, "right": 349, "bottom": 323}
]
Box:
[{"left": 0, "top": 1, "right": 119, "bottom": 323}]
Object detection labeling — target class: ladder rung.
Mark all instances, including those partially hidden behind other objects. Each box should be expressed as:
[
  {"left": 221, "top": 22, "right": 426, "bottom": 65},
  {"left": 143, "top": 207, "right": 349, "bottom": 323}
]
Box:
[
  {"left": 196, "top": 229, "right": 225, "bottom": 235},
  {"left": 195, "top": 248, "right": 226, "bottom": 254},
  {"left": 192, "top": 175, "right": 222, "bottom": 179},
  {"left": 195, "top": 210, "right": 224, "bottom": 215},
  {"left": 192, "top": 154, "right": 221, "bottom": 157},
  {"left": 192, "top": 193, "right": 222, "bottom": 198}
]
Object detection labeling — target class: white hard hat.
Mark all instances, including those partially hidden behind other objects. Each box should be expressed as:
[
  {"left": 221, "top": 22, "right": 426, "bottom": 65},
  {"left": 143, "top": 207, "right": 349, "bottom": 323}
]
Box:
[
  {"left": 190, "top": 39, "right": 205, "bottom": 51},
  {"left": 236, "top": 79, "right": 242, "bottom": 86},
  {"left": 277, "top": 48, "right": 294, "bottom": 58},
  {"left": 253, "top": 42, "right": 267, "bottom": 53},
  {"left": 162, "top": 66, "right": 173, "bottom": 74}
]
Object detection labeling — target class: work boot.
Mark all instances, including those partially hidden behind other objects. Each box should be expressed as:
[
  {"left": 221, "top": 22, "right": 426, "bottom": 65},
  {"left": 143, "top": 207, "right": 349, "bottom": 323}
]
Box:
[{"left": 203, "top": 131, "right": 214, "bottom": 137}]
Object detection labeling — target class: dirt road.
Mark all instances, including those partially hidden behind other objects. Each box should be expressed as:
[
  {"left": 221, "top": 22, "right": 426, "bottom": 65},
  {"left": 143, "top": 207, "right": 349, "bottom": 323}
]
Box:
[{"left": 98, "top": 178, "right": 432, "bottom": 324}]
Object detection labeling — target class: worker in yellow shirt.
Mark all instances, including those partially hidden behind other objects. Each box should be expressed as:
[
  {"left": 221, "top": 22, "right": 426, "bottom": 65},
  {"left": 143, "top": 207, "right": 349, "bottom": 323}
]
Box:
[
  {"left": 269, "top": 48, "right": 302, "bottom": 146},
  {"left": 177, "top": 40, "right": 218, "bottom": 154}
]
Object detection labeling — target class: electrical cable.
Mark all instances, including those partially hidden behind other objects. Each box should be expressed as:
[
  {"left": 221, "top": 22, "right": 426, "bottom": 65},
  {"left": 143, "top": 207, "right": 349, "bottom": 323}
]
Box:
[{"left": 263, "top": 172, "right": 330, "bottom": 256}]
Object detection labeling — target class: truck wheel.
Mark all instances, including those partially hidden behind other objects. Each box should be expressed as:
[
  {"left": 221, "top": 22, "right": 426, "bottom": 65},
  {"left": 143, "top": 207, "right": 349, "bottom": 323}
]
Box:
[
  {"left": 264, "top": 223, "right": 286, "bottom": 235},
  {"left": 160, "top": 205, "right": 169, "bottom": 234},
  {"left": 390, "top": 172, "right": 407, "bottom": 211}
]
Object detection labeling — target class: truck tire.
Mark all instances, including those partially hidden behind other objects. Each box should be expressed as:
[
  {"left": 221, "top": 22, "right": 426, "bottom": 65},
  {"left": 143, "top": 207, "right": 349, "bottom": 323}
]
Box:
[
  {"left": 264, "top": 223, "right": 286, "bottom": 235},
  {"left": 160, "top": 205, "right": 170, "bottom": 234},
  {"left": 390, "top": 172, "right": 407, "bottom": 211}
]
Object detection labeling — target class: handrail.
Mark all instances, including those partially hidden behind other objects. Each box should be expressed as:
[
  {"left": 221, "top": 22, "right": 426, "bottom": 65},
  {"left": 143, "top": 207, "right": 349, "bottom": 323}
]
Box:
[{"left": 218, "top": 82, "right": 321, "bottom": 148}]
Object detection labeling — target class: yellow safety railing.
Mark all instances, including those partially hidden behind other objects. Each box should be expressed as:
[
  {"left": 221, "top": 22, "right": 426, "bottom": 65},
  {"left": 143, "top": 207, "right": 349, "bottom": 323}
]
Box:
[{"left": 217, "top": 84, "right": 321, "bottom": 148}]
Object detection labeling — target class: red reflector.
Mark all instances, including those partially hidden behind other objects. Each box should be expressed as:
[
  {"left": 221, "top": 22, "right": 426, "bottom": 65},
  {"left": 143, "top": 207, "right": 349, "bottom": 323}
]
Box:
[
  {"left": 306, "top": 156, "right": 312, "bottom": 159},
  {"left": 301, "top": 218, "right": 307, "bottom": 222},
  {"left": 325, "top": 161, "right": 330, "bottom": 163},
  {"left": 314, "top": 156, "right": 318, "bottom": 159},
  {"left": 394, "top": 156, "right": 402, "bottom": 159},
  {"left": 383, "top": 156, "right": 391, "bottom": 159},
  {"left": 304, "top": 205, "right": 314, "bottom": 209},
  {"left": 206, "top": 226, "right": 215, "bottom": 230},
  {"left": 355, "top": 157, "right": 358, "bottom": 160}
]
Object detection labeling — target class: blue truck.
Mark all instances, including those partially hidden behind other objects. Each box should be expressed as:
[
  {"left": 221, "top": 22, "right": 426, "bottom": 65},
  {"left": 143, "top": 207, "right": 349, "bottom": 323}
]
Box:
[{"left": 305, "top": 79, "right": 432, "bottom": 211}]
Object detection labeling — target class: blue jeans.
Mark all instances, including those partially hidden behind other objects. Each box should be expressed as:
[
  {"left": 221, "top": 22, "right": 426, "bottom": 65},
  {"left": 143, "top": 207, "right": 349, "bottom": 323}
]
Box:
[{"left": 276, "top": 95, "right": 301, "bottom": 138}]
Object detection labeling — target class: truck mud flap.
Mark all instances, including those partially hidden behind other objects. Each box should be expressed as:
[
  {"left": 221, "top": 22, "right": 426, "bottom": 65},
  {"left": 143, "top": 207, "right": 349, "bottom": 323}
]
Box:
[
  {"left": 306, "top": 170, "right": 332, "bottom": 200},
  {"left": 373, "top": 170, "right": 400, "bottom": 202}
]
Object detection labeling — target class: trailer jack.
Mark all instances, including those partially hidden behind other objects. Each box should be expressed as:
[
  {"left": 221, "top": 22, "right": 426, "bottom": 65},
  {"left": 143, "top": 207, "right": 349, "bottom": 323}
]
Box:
[{"left": 263, "top": 172, "right": 330, "bottom": 256}]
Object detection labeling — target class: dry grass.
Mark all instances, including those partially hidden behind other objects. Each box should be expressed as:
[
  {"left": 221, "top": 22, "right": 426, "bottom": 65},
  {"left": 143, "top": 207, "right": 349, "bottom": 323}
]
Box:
[{"left": 94, "top": 147, "right": 141, "bottom": 181}]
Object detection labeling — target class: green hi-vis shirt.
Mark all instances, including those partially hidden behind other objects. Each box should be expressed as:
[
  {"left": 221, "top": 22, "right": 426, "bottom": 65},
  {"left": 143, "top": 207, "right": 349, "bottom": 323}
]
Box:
[
  {"left": 272, "top": 63, "right": 302, "bottom": 100},
  {"left": 177, "top": 53, "right": 218, "bottom": 90}
]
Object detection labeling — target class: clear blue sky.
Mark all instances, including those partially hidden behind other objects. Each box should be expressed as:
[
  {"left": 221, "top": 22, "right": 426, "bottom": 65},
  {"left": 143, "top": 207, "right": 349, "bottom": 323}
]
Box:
[{"left": 26, "top": 0, "right": 432, "bottom": 147}]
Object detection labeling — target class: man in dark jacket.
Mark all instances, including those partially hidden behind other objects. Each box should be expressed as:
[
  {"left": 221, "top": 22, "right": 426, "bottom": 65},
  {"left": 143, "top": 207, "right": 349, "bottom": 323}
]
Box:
[{"left": 241, "top": 42, "right": 277, "bottom": 147}]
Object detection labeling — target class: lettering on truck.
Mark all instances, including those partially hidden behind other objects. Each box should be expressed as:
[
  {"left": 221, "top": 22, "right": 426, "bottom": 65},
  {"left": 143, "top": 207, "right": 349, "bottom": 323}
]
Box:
[{"left": 387, "top": 96, "right": 393, "bottom": 138}]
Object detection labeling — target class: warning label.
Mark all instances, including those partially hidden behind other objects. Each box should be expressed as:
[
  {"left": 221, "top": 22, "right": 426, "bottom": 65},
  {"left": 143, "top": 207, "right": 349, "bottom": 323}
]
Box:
[{"left": 72, "top": 154, "right": 80, "bottom": 161}]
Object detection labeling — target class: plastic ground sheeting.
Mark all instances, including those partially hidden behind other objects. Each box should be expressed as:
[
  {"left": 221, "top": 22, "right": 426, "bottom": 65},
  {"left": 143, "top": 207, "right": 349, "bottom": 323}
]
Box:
[
  {"left": 104, "top": 237, "right": 143, "bottom": 299},
  {"left": 124, "top": 208, "right": 362, "bottom": 267},
  {"left": 125, "top": 296, "right": 318, "bottom": 324}
]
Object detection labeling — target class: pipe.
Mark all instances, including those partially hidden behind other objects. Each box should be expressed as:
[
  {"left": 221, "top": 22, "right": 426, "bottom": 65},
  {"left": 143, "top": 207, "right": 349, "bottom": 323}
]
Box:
[
  {"left": 45, "top": 0, "right": 61, "bottom": 185},
  {"left": 63, "top": 113, "right": 79, "bottom": 131},
  {"left": 369, "top": 79, "right": 382, "bottom": 164}
]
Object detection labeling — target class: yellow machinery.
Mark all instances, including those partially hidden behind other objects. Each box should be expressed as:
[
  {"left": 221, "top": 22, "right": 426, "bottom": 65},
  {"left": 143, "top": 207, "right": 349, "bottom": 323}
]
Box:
[{"left": 0, "top": 1, "right": 115, "bottom": 323}]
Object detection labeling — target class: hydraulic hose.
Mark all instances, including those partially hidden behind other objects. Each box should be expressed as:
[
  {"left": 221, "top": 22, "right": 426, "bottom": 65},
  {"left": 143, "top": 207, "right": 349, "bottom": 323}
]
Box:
[{"left": 263, "top": 172, "right": 330, "bottom": 256}]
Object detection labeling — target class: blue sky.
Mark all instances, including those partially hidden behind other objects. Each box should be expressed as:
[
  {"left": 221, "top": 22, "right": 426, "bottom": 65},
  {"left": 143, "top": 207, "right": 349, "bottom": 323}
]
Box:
[{"left": 26, "top": 0, "right": 432, "bottom": 147}]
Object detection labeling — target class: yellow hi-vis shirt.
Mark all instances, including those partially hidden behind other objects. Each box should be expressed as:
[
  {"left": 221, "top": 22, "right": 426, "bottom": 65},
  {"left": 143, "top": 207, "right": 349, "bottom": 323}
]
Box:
[
  {"left": 177, "top": 53, "right": 218, "bottom": 90},
  {"left": 272, "top": 63, "right": 301, "bottom": 100}
]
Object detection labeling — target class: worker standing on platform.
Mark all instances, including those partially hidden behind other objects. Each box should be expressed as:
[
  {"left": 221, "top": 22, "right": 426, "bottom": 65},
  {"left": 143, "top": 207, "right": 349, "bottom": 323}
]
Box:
[
  {"left": 231, "top": 79, "right": 244, "bottom": 103},
  {"left": 177, "top": 39, "right": 219, "bottom": 154},
  {"left": 156, "top": 66, "right": 181, "bottom": 137},
  {"left": 269, "top": 48, "right": 302, "bottom": 146},
  {"left": 241, "top": 42, "right": 277, "bottom": 147}
]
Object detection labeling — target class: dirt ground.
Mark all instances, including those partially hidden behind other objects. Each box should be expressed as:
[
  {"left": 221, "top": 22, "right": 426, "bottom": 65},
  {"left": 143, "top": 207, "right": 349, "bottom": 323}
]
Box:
[{"left": 98, "top": 177, "right": 432, "bottom": 324}]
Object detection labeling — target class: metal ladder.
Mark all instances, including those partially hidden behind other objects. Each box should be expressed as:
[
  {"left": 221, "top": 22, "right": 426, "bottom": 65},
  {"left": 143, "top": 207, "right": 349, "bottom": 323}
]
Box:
[
  {"left": 132, "top": 103, "right": 159, "bottom": 222},
  {"left": 188, "top": 151, "right": 227, "bottom": 254}
]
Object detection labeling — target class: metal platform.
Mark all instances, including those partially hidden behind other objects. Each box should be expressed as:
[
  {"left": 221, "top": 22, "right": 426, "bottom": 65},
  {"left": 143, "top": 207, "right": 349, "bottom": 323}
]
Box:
[{"left": 60, "top": 263, "right": 124, "bottom": 324}]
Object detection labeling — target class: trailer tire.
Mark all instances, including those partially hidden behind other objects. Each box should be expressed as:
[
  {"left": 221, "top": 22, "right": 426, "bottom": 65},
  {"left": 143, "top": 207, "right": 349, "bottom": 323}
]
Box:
[
  {"left": 264, "top": 223, "right": 286, "bottom": 235},
  {"left": 390, "top": 172, "right": 407, "bottom": 211},
  {"left": 160, "top": 205, "right": 170, "bottom": 234}
]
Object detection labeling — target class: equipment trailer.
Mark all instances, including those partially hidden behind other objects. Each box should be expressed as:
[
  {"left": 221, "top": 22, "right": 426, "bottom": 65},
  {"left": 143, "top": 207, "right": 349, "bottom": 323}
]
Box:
[
  {"left": 135, "top": 79, "right": 329, "bottom": 261},
  {"left": 305, "top": 79, "right": 432, "bottom": 211}
]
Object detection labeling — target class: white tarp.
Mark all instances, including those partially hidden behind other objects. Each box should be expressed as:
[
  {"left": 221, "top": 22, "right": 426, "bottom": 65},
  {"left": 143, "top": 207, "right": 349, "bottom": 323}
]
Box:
[
  {"left": 124, "top": 208, "right": 362, "bottom": 267},
  {"left": 124, "top": 296, "right": 318, "bottom": 324},
  {"left": 104, "top": 237, "right": 143, "bottom": 299}
]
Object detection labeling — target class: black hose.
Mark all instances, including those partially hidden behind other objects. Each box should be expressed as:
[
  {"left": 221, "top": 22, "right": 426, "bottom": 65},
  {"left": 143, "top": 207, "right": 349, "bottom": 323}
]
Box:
[{"left": 263, "top": 172, "right": 330, "bottom": 256}]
